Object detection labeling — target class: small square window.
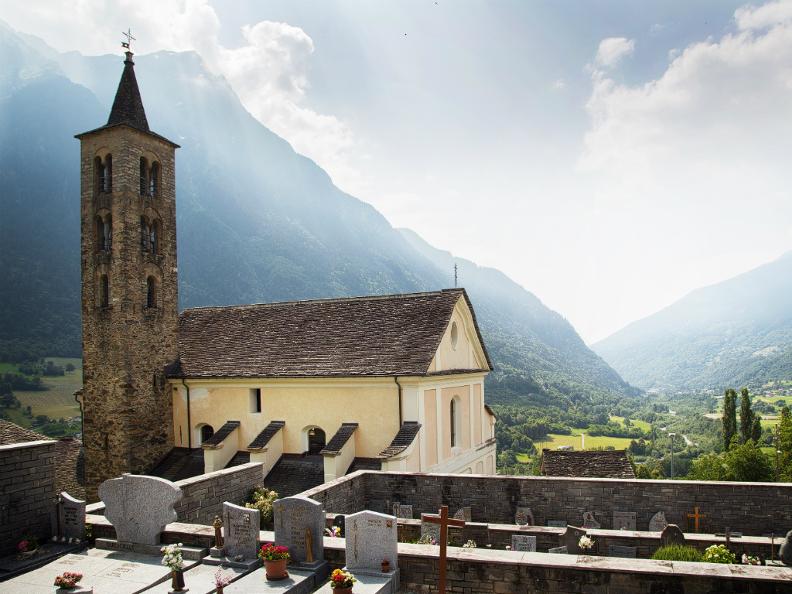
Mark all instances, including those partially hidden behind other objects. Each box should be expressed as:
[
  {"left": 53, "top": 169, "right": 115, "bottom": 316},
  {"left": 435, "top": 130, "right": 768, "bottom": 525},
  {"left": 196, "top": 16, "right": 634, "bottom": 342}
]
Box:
[{"left": 250, "top": 388, "right": 262, "bottom": 413}]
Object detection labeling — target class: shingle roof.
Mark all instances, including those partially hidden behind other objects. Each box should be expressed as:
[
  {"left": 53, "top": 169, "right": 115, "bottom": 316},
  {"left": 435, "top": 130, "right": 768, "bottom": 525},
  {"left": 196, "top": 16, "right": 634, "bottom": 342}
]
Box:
[
  {"left": 320, "top": 423, "right": 358, "bottom": 455},
  {"left": 379, "top": 422, "right": 422, "bottom": 458},
  {"left": 0, "top": 420, "right": 48, "bottom": 445},
  {"left": 108, "top": 52, "right": 149, "bottom": 132},
  {"left": 248, "top": 421, "right": 285, "bottom": 450},
  {"left": 202, "top": 420, "right": 240, "bottom": 448},
  {"left": 540, "top": 449, "right": 636, "bottom": 479},
  {"left": 169, "top": 289, "right": 491, "bottom": 379}
]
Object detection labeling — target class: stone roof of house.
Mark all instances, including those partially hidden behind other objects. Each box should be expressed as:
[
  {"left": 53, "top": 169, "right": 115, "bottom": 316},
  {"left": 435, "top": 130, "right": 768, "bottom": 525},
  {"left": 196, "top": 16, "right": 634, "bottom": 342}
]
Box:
[
  {"left": 169, "top": 289, "right": 492, "bottom": 379},
  {"left": 202, "top": 420, "right": 240, "bottom": 448},
  {"left": 320, "top": 423, "right": 358, "bottom": 455},
  {"left": 540, "top": 449, "right": 636, "bottom": 479},
  {"left": 379, "top": 422, "right": 422, "bottom": 458},
  {"left": 0, "top": 419, "right": 45, "bottom": 445},
  {"left": 248, "top": 421, "right": 285, "bottom": 450}
]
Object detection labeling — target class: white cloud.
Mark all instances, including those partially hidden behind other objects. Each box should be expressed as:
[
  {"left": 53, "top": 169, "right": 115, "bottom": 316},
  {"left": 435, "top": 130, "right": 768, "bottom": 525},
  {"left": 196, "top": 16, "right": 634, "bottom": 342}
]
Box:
[
  {"left": 735, "top": 0, "right": 792, "bottom": 30},
  {"left": 594, "top": 37, "right": 635, "bottom": 69},
  {"left": 0, "top": 0, "right": 360, "bottom": 194}
]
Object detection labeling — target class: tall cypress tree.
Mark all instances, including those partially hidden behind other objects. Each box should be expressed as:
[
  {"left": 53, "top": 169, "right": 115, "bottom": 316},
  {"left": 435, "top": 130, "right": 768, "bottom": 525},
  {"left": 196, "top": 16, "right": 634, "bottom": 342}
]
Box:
[
  {"left": 723, "top": 388, "right": 737, "bottom": 451},
  {"left": 739, "top": 388, "right": 755, "bottom": 444}
]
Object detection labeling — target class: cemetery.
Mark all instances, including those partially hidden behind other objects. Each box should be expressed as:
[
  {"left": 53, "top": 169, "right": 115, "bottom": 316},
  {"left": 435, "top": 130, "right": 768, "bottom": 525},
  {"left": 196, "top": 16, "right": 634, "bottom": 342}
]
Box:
[{"left": 1, "top": 464, "right": 792, "bottom": 592}]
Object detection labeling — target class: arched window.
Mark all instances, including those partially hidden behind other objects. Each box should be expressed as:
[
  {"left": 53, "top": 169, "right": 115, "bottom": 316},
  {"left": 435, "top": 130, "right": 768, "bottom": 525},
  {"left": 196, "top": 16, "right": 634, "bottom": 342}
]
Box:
[
  {"left": 199, "top": 424, "right": 215, "bottom": 444},
  {"left": 94, "top": 157, "right": 104, "bottom": 195},
  {"left": 150, "top": 221, "right": 158, "bottom": 254},
  {"left": 149, "top": 162, "right": 159, "bottom": 197},
  {"left": 450, "top": 398, "right": 458, "bottom": 447},
  {"left": 103, "top": 155, "right": 112, "bottom": 193},
  {"left": 307, "top": 426, "right": 326, "bottom": 454},
  {"left": 139, "top": 157, "right": 148, "bottom": 196},
  {"left": 146, "top": 276, "right": 157, "bottom": 309},
  {"left": 103, "top": 215, "right": 112, "bottom": 251},
  {"left": 99, "top": 274, "right": 109, "bottom": 308}
]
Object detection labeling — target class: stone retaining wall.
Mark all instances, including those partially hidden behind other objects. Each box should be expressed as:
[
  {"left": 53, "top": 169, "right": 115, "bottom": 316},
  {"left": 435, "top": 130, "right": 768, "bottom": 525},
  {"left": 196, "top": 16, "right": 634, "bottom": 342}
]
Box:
[
  {"left": 302, "top": 471, "right": 792, "bottom": 537},
  {"left": 0, "top": 440, "right": 58, "bottom": 554}
]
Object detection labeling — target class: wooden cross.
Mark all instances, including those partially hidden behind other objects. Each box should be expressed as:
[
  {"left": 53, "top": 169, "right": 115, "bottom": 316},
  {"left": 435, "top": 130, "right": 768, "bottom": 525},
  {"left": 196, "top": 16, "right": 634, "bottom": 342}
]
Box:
[
  {"left": 687, "top": 506, "right": 705, "bottom": 533},
  {"left": 121, "top": 28, "right": 136, "bottom": 51},
  {"left": 422, "top": 505, "right": 465, "bottom": 594}
]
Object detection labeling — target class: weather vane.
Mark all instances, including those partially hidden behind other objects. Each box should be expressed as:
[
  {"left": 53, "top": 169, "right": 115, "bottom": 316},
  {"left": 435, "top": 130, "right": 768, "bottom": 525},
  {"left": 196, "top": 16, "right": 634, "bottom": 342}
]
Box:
[{"left": 121, "top": 28, "right": 136, "bottom": 52}]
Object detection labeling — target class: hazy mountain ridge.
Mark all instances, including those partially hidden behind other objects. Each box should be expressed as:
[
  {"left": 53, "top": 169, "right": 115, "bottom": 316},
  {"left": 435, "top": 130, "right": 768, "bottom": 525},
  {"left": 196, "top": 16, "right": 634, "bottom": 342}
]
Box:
[
  {"left": 0, "top": 23, "right": 635, "bottom": 405},
  {"left": 594, "top": 252, "right": 792, "bottom": 391}
]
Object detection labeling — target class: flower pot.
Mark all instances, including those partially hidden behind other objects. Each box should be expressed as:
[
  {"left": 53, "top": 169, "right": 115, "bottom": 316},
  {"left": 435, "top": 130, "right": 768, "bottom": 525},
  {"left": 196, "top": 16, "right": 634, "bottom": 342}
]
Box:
[
  {"left": 332, "top": 588, "right": 353, "bottom": 594},
  {"left": 171, "top": 569, "right": 186, "bottom": 592},
  {"left": 265, "top": 559, "right": 288, "bottom": 580}
]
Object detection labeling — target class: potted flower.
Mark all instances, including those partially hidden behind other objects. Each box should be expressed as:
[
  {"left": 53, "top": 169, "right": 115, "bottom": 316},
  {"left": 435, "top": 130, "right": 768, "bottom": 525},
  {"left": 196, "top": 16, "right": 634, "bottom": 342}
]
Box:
[
  {"left": 258, "top": 543, "right": 290, "bottom": 580},
  {"left": 54, "top": 571, "right": 83, "bottom": 591},
  {"left": 161, "top": 543, "right": 186, "bottom": 592},
  {"left": 329, "top": 568, "right": 356, "bottom": 593},
  {"left": 578, "top": 535, "right": 595, "bottom": 554},
  {"left": 17, "top": 536, "right": 39, "bottom": 557},
  {"left": 381, "top": 558, "right": 390, "bottom": 573},
  {"left": 214, "top": 568, "right": 232, "bottom": 594}
]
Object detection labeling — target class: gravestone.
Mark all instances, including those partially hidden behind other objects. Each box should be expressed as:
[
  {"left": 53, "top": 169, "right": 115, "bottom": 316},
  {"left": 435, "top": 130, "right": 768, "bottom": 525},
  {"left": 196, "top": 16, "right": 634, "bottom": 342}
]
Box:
[
  {"left": 393, "top": 503, "right": 413, "bottom": 519},
  {"left": 59, "top": 492, "right": 86, "bottom": 542},
  {"left": 612, "top": 511, "right": 637, "bottom": 531},
  {"left": 561, "top": 526, "right": 588, "bottom": 554},
  {"left": 223, "top": 502, "right": 259, "bottom": 560},
  {"left": 98, "top": 474, "right": 181, "bottom": 546},
  {"left": 779, "top": 530, "right": 792, "bottom": 566},
  {"left": 649, "top": 511, "right": 669, "bottom": 532},
  {"left": 608, "top": 545, "right": 637, "bottom": 558},
  {"left": 345, "top": 511, "right": 398, "bottom": 574},
  {"left": 547, "top": 520, "right": 566, "bottom": 528},
  {"left": 582, "top": 511, "right": 600, "bottom": 529},
  {"left": 548, "top": 546, "right": 568, "bottom": 554},
  {"left": 453, "top": 507, "right": 472, "bottom": 522},
  {"left": 421, "top": 520, "right": 440, "bottom": 543},
  {"left": 511, "top": 535, "right": 537, "bottom": 552},
  {"left": 515, "top": 507, "right": 534, "bottom": 526},
  {"left": 273, "top": 496, "right": 325, "bottom": 569},
  {"left": 660, "top": 524, "right": 686, "bottom": 547}
]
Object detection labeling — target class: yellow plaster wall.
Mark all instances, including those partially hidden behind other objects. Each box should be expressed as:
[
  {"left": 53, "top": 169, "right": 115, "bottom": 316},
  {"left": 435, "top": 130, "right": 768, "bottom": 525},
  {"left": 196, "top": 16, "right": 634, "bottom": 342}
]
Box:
[
  {"left": 423, "top": 389, "right": 438, "bottom": 467},
  {"left": 172, "top": 379, "right": 399, "bottom": 458},
  {"left": 431, "top": 300, "right": 487, "bottom": 373},
  {"left": 473, "top": 383, "right": 483, "bottom": 445},
  {"left": 441, "top": 385, "right": 470, "bottom": 460}
]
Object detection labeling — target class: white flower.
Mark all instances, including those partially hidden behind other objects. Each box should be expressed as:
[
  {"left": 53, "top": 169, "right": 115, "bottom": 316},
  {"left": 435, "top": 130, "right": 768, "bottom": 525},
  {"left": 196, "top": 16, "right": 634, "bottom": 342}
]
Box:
[{"left": 578, "top": 535, "right": 595, "bottom": 550}]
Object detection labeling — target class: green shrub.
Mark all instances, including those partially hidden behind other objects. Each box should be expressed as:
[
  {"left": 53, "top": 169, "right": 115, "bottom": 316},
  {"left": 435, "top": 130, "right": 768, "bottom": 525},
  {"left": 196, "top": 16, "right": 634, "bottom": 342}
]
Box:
[
  {"left": 702, "top": 544, "right": 737, "bottom": 564},
  {"left": 651, "top": 545, "right": 703, "bottom": 562},
  {"left": 245, "top": 486, "right": 278, "bottom": 529}
]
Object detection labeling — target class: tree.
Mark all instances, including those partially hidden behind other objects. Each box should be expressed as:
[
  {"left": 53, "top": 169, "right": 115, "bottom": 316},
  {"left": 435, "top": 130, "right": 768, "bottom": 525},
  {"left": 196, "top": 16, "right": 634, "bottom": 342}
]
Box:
[
  {"left": 739, "top": 388, "right": 755, "bottom": 444},
  {"left": 725, "top": 440, "right": 773, "bottom": 482},
  {"left": 750, "top": 416, "right": 762, "bottom": 443},
  {"left": 779, "top": 406, "right": 792, "bottom": 480},
  {"left": 722, "top": 389, "right": 737, "bottom": 451}
]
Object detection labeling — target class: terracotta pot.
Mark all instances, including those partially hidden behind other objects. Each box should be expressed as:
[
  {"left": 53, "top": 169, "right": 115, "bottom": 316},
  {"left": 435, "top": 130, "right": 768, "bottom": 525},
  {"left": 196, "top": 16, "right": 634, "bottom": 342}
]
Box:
[
  {"left": 265, "top": 558, "right": 288, "bottom": 580},
  {"left": 332, "top": 588, "right": 353, "bottom": 594}
]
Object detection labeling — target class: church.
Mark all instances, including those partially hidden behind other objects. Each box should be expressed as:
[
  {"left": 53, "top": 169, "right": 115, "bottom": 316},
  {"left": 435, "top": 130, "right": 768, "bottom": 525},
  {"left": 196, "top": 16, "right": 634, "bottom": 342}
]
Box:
[{"left": 75, "top": 49, "right": 497, "bottom": 500}]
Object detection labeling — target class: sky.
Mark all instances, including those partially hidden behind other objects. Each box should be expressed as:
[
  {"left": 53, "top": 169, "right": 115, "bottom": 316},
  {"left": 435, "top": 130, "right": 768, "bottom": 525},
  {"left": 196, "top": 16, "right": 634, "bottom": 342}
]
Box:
[{"left": 1, "top": 0, "right": 791, "bottom": 343}]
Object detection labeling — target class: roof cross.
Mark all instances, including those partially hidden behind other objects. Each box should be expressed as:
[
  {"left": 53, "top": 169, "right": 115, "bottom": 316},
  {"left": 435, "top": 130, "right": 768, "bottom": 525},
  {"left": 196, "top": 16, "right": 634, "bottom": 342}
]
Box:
[
  {"left": 121, "top": 28, "right": 136, "bottom": 51},
  {"left": 422, "top": 505, "right": 465, "bottom": 594}
]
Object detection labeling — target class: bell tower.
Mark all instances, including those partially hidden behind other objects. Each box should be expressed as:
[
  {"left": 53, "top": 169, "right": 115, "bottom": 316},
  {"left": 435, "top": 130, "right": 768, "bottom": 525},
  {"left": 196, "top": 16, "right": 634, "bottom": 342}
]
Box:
[{"left": 76, "top": 48, "right": 180, "bottom": 499}]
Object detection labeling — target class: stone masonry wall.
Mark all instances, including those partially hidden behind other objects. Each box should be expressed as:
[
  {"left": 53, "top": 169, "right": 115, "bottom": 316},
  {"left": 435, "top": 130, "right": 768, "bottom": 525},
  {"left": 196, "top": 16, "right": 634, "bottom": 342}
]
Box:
[
  {"left": 0, "top": 440, "right": 58, "bottom": 554},
  {"left": 303, "top": 471, "right": 792, "bottom": 536},
  {"left": 300, "top": 471, "right": 366, "bottom": 514},
  {"left": 175, "top": 462, "right": 264, "bottom": 524}
]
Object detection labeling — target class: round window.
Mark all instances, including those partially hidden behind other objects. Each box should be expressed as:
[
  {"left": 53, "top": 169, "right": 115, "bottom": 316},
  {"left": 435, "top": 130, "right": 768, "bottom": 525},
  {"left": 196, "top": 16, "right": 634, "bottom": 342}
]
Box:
[{"left": 450, "top": 321, "right": 459, "bottom": 350}]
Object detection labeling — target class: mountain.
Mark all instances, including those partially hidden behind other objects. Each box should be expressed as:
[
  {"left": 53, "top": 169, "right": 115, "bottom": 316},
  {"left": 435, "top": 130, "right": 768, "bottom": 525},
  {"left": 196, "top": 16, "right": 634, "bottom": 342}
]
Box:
[
  {"left": 594, "top": 252, "right": 792, "bottom": 392},
  {"left": 0, "top": 22, "right": 635, "bottom": 406}
]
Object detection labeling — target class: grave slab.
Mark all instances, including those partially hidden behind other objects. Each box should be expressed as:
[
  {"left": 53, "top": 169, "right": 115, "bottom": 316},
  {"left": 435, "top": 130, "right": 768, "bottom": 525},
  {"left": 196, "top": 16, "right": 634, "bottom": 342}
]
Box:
[
  {"left": 547, "top": 520, "right": 566, "bottom": 528},
  {"left": 511, "top": 535, "right": 537, "bottom": 552},
  {"left": 313, "top": 571, "right": 393, "bottom": 594},
  {"left": 95, "top": 539, "right": 206, "bottom": 560},
  {"left": 608, "top": 545, "right": 637, "bottom": 558},
  {"left": 223, "top": 566, "right": 316, "bottom": 594},
  {"left": 141, "top": 562, "right": 248, "bottom": 593},
  {"left": 613, "top": 511, "right": 637, "bottom": 531}
]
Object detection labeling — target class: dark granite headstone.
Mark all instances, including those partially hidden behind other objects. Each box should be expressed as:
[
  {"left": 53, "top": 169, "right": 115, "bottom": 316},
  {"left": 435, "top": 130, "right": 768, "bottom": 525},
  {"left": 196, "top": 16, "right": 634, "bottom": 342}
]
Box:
[
  {"left": 608, "top": 545, "right": 637, "bottom": 558},
  {"left": 561, "top": 525, "right": 587, "bottom": 554},
  {"left": 660, "top": 524, "right": 686, "bottom": 547}
]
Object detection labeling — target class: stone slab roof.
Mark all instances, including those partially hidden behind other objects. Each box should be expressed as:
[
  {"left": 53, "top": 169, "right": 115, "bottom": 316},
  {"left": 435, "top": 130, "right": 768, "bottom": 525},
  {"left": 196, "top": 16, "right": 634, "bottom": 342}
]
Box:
[
  {"left": 248, "top": 421, "right": 285, "bottom": 450},
  {"left": 201, "top": 420, "right": 239, "bottom": 448},
  {"left": 379, "top": 421, "right": 422, "bottom": 458},
  {"left": 169, "top": 289, "right": 492, "bottom": 379},
  {"left": 0, "top": 419, "right": 46, "bottom": 445},
  {"left": 320, "top": 423, "right": 358, "bottom": 455},
  {"left": 540, "top": 449, "right": 635, "bottom": 479}
]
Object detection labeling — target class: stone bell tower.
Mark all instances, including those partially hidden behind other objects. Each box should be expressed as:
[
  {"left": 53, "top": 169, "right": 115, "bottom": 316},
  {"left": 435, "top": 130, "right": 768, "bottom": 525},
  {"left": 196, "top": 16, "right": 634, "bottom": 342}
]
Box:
[{"left": 75, "top": 49, "right": 180, "bottom": 500}]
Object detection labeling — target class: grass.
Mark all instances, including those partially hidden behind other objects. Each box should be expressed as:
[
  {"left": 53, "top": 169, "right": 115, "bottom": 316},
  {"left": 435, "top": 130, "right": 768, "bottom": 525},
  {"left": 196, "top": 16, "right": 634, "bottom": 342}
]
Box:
[
  {"left": 5, "top": 358, "right": 82, "bottom": 423},
  {"left": 609, "top": 415, "right": 651, "bottom": 432},
  {"left": 536, "top": 433, "right": 634, "bottom": 451}
]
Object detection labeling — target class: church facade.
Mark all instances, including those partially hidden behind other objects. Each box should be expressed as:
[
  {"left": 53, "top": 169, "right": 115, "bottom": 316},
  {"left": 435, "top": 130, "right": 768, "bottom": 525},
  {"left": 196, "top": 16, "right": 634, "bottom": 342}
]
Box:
[{"left": 76, "top": 50, "right": 496, "bottom": 499}]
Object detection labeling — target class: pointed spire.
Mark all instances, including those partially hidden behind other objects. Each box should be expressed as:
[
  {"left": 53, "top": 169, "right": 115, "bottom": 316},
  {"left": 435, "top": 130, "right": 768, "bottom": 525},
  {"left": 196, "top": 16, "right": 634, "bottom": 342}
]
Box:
[{"left": 107, "top": 51, "right": 149, "bottom": 132}]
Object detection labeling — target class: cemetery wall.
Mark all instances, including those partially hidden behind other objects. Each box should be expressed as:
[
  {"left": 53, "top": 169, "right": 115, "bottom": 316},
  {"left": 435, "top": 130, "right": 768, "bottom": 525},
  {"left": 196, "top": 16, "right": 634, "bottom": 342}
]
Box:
[
  {"left": 348, "top": 472, "right": 792, "bottom": 536},
  {"left": 0, "top": 440, "right": 58, "bottom": 554},
  {"left": 301, "top": 470, "right": 365, "bottom": 514}
]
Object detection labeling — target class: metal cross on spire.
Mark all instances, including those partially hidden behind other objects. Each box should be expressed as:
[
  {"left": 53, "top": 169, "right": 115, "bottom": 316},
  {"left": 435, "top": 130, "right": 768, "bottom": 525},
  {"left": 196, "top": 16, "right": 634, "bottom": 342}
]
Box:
[{"left": 121, "top": 28, "right": 136, "bottom": 51}]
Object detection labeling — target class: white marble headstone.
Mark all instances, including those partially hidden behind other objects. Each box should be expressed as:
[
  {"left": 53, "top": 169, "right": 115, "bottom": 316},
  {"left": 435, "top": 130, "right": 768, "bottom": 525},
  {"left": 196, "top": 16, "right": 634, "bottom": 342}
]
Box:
[
  {"left": 613, "top": 511, "right": 637, "bottom": 531},
  {"left": 345, "top": 510, "right": 398, "bottom": 571},
  {"left": 273, "top": 496, "right": 324, "bottom": 564},
  {"left": 59, "top": 492, "right": 86, "bottom": 541},
  {"left": 453, "top": 507, "right": 472, "bottom": 522},
  {"left": 582, "top": 511, "right": 600, "bottom": 529},
  {"left": 99, "top": 474, "right": 182, "bottom": 545},
  {"left": 649, "top": 511, "right": 669, "bottom": 532},
  {"left": 223, "top": 502, "right": 259, "bottom": 560},
  {"left": 420, "top": 520, "right": 440, "bottom": 542},
  {"left": 511, "top": 535, "right": 536, "bottom": 552}
]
